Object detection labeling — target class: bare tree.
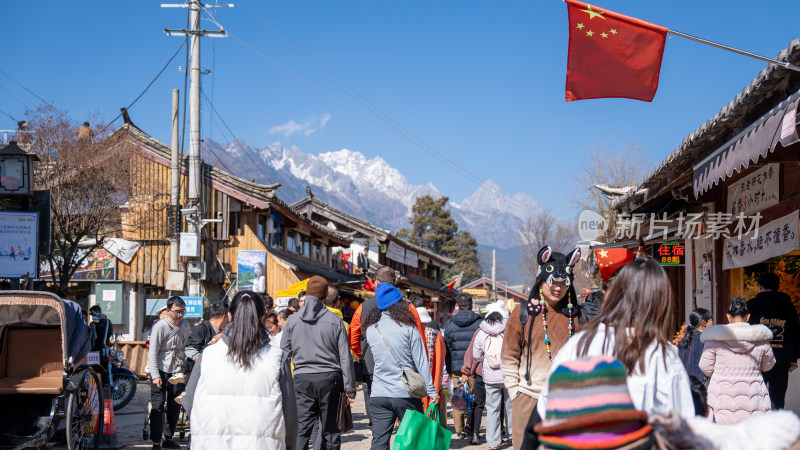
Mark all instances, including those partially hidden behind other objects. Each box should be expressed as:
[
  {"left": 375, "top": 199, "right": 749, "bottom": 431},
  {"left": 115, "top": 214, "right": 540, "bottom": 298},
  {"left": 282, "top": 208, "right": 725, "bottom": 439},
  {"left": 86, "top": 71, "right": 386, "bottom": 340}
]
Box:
[
  {"left": 28, "top": 105, "right": 134, "bottom": 297},
  {"left": 517, "top": 209, "right": 575, "bottom": 285},
  {"left": 574, "top": 145, "right": 650, "bottom": 239}
]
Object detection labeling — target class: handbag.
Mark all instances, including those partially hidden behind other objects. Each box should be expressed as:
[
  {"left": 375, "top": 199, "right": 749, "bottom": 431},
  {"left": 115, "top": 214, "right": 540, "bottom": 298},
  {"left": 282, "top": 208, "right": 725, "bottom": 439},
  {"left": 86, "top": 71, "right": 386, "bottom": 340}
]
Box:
[
  {"left": 375, "top": 324, "right": 427, "bottom": 399},
  {"left": 393, "top": 403, "right": 452, "bottom": 450},
  {"left": 353, "top": 359, "right": 366, "bottom": 383},
  {"left": 337, "top": 392, "right": 353, "bottom": 433}
]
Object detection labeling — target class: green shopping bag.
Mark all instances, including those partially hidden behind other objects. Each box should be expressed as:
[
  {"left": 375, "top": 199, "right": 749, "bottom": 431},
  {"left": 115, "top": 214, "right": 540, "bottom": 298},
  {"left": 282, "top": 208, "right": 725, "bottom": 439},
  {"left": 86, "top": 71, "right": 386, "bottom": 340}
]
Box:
[{"left": 393, "top": 403, "right": 452, "bottom": 450}]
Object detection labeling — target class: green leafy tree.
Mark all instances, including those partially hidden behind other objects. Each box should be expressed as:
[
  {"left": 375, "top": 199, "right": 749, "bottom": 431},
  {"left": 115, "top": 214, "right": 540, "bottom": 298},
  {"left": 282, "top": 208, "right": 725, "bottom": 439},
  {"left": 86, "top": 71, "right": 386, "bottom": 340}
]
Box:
[{"left": 398, "top": 195, "right": 480, "bottom": 282}]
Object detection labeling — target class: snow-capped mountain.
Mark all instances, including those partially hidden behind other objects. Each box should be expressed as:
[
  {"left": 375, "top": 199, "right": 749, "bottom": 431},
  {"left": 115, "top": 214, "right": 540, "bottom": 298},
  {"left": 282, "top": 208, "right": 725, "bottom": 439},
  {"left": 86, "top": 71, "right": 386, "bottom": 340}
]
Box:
[{"left": 202, "top": 139, "right": 537, "bottom": 248}]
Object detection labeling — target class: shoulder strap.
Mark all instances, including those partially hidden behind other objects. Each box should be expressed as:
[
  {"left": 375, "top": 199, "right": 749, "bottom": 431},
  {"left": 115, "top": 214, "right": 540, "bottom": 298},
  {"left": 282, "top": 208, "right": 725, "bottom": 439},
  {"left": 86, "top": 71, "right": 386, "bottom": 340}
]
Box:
[
  {"left": 375, "top": 324, "right": 405, "bottom": 370},
  {"left": 161, "top": 321, "right": 182, "bottom": 349}
]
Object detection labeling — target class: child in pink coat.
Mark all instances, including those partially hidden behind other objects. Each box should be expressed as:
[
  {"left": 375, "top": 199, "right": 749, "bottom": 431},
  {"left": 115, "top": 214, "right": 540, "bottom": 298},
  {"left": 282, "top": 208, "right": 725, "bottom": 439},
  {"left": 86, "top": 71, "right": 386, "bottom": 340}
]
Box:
[{"left": 699, "top": 297, "right": 776, "bottom": 424}]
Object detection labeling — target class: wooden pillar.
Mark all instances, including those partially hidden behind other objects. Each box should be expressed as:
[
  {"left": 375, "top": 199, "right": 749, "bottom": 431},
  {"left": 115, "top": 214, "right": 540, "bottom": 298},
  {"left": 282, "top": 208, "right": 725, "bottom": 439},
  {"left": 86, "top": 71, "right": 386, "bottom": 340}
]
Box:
[{"left": 729, "top": 267, "right": 744, "bottom": 299}]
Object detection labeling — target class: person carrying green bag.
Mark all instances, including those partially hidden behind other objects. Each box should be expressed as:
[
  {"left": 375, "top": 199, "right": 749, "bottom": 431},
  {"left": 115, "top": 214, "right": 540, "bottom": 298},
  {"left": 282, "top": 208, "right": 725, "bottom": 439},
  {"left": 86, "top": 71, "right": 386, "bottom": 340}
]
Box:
[
  {"left": 394, "top": 403, "right": 452, "bottom": 450},
  {"left": 363, "top": 282, "right": 441, "bottom": 449}
]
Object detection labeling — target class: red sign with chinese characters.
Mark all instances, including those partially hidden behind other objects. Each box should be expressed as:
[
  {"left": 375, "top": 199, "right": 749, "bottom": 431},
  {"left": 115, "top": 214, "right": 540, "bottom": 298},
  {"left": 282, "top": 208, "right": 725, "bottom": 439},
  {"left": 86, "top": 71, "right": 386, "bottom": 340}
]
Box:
[{"left": 652, "top": 242, "right": 685, "bottom": 266}]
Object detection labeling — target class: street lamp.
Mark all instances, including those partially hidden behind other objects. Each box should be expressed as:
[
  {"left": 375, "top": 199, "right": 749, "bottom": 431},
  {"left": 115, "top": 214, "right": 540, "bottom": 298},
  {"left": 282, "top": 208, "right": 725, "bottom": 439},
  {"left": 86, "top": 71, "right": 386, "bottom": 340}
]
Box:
[{"left": 0, "top": 141, "right": 40, "bottom": 196}]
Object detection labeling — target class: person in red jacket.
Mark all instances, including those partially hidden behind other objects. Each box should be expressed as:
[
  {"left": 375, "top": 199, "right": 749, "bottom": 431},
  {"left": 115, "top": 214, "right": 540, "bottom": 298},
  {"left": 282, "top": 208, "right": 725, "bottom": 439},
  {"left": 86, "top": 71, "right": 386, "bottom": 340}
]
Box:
[{"left": 349, "top": 266, "right": 426, "bottom": 426}]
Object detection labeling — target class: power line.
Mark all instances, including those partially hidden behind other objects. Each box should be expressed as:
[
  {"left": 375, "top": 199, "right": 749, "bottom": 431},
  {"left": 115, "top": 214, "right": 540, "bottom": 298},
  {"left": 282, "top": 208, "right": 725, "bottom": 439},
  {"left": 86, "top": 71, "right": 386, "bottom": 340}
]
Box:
[
  {"left": 0, "top": 68, "right": 54, "bottom": 108},
  {"left": 0, "top": 82, "right": 30, "bottom": 110},
  {"left": 236, "top": 2, "right": 540, "bottom": 216},
  {"left": 103, "top": 38, "right": 188, "bottom": 132},
  {"left": 200, "top": 90, "right": 275, "bottom": 184},
  {"left": 238, "top": 0, "right": 486, "bottom": 186}
]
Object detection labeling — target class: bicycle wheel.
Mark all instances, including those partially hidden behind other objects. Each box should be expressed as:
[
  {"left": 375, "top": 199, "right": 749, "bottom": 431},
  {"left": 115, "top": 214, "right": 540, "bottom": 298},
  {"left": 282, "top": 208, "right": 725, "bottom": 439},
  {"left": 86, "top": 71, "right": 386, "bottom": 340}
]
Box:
[{"left": 66, "top": 368, "right": 104, "bottom": 450}]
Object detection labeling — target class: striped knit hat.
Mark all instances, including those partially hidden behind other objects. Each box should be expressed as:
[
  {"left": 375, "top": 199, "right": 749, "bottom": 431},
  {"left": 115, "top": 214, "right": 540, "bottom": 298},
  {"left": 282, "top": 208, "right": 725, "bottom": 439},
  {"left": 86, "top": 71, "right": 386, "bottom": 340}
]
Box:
[{"left": 535, "top": 356, "right": 653, "bottom": 450}]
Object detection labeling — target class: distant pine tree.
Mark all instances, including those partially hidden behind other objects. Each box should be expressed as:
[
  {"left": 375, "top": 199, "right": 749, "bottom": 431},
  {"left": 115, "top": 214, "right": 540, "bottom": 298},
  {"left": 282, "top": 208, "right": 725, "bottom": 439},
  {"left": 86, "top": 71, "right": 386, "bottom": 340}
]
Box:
[{"left": 398, "top": 195, "right": 480, "bottom": 283}]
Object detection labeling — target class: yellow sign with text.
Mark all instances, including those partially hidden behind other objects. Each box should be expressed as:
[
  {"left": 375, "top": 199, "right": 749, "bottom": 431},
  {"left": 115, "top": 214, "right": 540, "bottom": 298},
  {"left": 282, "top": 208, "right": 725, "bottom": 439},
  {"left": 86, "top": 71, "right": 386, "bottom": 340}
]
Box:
[
  {"left": 462, "top": 288, "right": 489, "bottom": 297},
  {"left": 276, "top": 278, "right": 309, "bottom": 298}
]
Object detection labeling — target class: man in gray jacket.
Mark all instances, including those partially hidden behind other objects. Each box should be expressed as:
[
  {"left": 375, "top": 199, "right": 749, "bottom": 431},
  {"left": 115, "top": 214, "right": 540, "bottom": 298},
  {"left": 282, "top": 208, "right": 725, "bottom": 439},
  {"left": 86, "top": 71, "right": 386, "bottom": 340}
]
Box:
[
  {"left": 147, "top": 296, "right": 190, "bottom": 450},
  {"left": 282, "top": 276, "right": 355, "bottom": 450}
]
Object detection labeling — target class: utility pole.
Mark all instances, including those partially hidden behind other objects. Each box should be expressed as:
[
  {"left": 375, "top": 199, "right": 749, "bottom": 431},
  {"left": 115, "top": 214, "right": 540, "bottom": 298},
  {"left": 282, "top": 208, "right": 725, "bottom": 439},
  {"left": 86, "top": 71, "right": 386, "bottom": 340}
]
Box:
[
  {"left": 491, "top": 249, "right": 497, "bottom": 301},
  {"left": 163, "top": 1, "right": 230, "bottom": 295},
  {"left": 163, "top": 1, "right": 230, "bottom": 208},
  {"left": 170, "top": 89, "right": 180, "bottom": 273}
]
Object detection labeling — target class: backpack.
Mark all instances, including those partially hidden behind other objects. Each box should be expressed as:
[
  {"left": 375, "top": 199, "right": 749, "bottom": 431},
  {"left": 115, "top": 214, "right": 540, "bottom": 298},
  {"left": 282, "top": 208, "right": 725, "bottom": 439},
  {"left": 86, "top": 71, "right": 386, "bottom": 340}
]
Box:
[{"left": 485, "top": 333, "right": 504, "bottom": 369}]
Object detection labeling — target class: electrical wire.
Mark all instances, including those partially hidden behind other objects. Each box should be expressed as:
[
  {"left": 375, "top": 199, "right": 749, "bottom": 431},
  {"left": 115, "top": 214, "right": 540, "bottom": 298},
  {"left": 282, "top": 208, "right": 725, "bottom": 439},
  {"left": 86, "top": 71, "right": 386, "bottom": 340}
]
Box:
[
  {"left": 0, "top": 82, "right": 30, "bottom": 110},
  {"left": 238, "top": 0, "right": 487, "bottom": 187},
  {"left": 200, "top": 90, "right": 274, "bottom": 184},
  {"left": 102, "top": 38, "right": 188, "bottom": 132}
]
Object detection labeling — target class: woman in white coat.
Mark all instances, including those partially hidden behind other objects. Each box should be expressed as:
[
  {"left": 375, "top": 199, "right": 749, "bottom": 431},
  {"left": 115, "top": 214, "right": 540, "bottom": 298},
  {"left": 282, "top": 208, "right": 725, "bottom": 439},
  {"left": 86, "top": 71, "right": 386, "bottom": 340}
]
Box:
[{"left": 189, "top": 291, "right": 292, "bottom": 450}]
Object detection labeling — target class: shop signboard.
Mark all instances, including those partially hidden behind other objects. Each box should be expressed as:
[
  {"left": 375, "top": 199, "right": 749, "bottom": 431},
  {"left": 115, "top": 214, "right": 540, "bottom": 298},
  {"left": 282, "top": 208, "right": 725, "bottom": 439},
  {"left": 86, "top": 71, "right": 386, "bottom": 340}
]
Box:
[
  {"left": 727, "top": 164, "right": 780, "bottom": 216},
  {"left": 182, "top": 296, "right": 203, "bottom": 319},
  {"left": 386, "top": 241, "right": 405, "bottom": 263},
  {"left": 722, "top": 209, "right": 799, "bottom": 270},
  {"left": 39, "top": 247, "right": 116, "bottom": 281},
  {"left": 0, "top": 211, "right": 37, "bottom": 279},
  {"left": 652, "top": 242, "right": 686, "bottom": 266},
  {"left": 404, "top": 250, "right": 418, "bottom": 268}
]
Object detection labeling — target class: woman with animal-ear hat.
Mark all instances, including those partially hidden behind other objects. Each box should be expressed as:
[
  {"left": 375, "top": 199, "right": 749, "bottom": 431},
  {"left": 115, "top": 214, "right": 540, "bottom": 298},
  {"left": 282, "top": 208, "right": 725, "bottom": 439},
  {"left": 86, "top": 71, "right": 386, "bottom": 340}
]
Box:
[{"left": 500, "top": 245, "right": 583, "bottom": 449}]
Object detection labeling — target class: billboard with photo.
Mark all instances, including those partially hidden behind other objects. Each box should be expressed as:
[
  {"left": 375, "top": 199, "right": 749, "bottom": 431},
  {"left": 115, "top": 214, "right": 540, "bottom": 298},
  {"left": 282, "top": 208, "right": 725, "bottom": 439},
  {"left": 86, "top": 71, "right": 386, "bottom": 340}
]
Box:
[
  {"left": 39, "top": 247, "right": 116, "bottom": 281},
  {"left": 0, "top": 211, "right": 37, "bottom": 279},
  {"left": 237, "top": 250, "right": 266, "bottom": 293}
]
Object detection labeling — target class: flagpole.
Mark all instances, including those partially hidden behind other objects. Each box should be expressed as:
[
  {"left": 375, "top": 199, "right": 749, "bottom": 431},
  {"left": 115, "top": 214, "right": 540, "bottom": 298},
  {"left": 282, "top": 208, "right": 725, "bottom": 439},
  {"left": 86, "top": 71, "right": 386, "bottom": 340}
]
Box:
[{"left": 668, "top": 29, "right": 800, "bottom": 73}]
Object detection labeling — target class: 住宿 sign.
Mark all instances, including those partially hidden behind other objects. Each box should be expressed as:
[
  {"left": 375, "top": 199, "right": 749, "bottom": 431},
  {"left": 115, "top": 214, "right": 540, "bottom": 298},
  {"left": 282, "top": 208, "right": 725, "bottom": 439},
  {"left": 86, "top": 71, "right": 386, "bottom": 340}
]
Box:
[{"left": 652, "top": 242, "right": 686, "bottom": 266}]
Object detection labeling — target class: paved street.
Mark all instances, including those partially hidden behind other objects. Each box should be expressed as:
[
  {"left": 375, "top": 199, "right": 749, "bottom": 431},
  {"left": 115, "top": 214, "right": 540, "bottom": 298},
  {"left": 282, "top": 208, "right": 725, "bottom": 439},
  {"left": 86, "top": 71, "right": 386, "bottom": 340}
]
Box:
[{"left": 108, "top": 381, "right": 511, "bottom": 449}]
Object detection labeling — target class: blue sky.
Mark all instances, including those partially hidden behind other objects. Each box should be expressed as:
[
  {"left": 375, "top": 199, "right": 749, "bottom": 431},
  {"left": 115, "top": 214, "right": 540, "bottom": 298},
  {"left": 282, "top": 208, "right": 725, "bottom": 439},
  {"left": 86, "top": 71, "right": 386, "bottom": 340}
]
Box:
[{"left": 2, "top": 1, "right": 799, "bottom": 219}]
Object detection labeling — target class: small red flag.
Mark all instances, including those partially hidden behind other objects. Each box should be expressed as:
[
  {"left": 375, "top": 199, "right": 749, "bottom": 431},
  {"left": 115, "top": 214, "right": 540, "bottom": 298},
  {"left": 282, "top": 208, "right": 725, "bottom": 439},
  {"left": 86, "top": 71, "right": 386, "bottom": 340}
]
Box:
[
  {"left": 565, "top": 0, "right": 667, "bottom": 102},
  {"left": 595, "top": 248, "right": 634, "bottom": 282}
]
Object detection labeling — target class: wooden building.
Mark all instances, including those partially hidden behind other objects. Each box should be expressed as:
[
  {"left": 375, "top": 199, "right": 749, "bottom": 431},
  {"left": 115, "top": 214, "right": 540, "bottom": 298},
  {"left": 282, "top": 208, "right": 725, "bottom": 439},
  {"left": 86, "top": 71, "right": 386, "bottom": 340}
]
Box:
[
  {"left": 604, "top": 40, "right": 800, "bottom": 414},
  {"left": 292, "top": 189, "right": 455, "bottom": 324},
  {"left": 104, "top": 123, "right": 352, "bottom": 339}
]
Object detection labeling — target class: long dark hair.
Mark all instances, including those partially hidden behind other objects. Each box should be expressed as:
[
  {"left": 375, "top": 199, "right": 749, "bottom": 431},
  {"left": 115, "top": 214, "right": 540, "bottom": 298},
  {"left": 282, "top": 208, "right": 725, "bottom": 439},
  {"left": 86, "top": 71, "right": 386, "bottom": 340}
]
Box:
[
  {"left": 226, "top": 291, "right": 266, "bottom": 370},
  {"left": 678, "top": 308, "right": 712, "bottom": 349},
  {"left": 363, "top": 301, "right": 416, "bottom": 330},
  {"left": 575, "top": 259, "right": 677, "bottom": 374}
]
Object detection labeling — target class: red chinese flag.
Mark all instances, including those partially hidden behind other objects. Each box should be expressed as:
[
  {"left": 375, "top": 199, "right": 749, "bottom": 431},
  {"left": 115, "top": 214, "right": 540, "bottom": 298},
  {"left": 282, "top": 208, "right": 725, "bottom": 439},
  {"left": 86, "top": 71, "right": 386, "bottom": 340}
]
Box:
[
  {"left": 565, "top": 0, "right": 667, "bottom": 102},
  {"left": 595, "top": 248, "right": 635, "bottom": 282}
]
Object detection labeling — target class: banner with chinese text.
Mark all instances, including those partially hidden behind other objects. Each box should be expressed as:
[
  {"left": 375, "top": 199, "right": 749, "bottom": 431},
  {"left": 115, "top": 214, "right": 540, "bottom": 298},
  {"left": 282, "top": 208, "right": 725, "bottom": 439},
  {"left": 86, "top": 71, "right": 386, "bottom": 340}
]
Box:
[
  {"left": 727, "top": 164, "right": 779, "bottom": 216},
  {"left": 722, "top": 210, "right": 799, "bottom": 270}
]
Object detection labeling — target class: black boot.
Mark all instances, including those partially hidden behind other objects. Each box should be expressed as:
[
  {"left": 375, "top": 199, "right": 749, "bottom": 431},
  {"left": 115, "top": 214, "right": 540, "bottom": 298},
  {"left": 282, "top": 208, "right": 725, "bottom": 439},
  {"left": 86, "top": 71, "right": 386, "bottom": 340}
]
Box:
[{"left": 471, "top": 433, "right": 480, "bottom": 445}]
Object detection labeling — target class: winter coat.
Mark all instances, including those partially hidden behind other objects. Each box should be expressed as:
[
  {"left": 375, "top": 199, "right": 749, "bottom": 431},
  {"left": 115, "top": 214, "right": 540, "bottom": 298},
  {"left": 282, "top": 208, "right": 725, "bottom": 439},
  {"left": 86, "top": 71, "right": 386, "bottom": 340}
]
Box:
[
  {"left": 537, "top": 324, "right": 695, "bottom": 420},
  {"left": 366, "top": 313, "right": 438, "bottom": 399},
  {"left": 472, "top": 318, "right": 507, "bottom": 385},
  {"left": 349, "top": 296, "right": 425, "bottom": 373},
  {"left": 699, "top": 322, "right": 776, "bottom": 424},
  {"left": 444, "top": 309, "right": 483, "bottom": 374},
  {"left": 185, "top": 320, "right": 219, "bottom": 362},
  {"left": 678, "top": 329, "right": 708, "bottom": 385},
  {"left": 460, "top": 330, "right": 483, "bottom": 379},
  {"left": 190, "top": 335, "right": 287, "bottom": 449},
  {"left": 501, "top": 303, "right": 574, "bottom": 401},
  {"left": 747, "top": 290, "right": 800, "bottom": 369},
  {"left": 281, "top": 295, "right": 355, "bottom": 393}
]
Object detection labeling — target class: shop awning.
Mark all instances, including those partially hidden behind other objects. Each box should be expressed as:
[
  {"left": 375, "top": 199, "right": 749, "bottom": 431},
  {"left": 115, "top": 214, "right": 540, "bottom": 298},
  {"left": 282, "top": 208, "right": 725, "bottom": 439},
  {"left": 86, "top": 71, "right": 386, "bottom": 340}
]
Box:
[{"left": 693, "top": 90, "right": 800, "bottom": 198}]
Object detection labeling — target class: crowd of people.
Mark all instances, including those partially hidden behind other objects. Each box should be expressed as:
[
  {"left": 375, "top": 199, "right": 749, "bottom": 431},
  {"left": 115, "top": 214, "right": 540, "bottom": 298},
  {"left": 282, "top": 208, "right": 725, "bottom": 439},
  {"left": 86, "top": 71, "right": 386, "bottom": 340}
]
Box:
[{"left": 143, "top": 246, "right": 800, "bottom": 450}]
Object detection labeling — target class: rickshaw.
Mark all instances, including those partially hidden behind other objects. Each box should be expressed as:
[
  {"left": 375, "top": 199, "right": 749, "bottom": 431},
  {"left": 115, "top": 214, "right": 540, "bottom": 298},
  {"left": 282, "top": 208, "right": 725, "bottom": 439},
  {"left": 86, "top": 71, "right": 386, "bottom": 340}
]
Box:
[{"left": 0, "top": 291, "right": 104, "bottom": 449}]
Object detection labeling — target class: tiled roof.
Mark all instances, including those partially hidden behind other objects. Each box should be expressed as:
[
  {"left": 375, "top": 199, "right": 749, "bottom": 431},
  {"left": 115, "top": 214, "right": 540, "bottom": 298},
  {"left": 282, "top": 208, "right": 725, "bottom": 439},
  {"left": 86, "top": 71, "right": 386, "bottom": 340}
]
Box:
[{"left": 612, "top": 39, "right": 800, "bottom": 212}]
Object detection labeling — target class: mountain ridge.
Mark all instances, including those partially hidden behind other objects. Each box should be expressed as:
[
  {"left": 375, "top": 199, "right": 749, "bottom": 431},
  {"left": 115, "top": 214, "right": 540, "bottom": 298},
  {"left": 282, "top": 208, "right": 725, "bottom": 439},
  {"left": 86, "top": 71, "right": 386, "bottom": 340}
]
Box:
[{"left": 202, "top": 139, "right": 537, "bottom": 252}]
